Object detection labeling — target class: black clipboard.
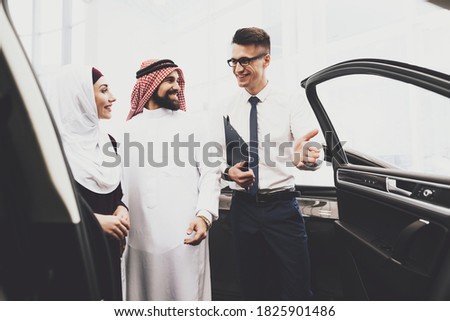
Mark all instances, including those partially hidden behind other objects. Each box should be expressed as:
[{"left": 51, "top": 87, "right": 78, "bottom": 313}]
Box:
[{"left": 223, "top": 116, "right": 249, "bottom": 167}]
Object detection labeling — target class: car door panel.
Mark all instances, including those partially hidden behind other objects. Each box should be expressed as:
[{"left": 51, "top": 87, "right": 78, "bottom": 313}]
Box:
[{"left": 335, "top": 166, "right": 449, "bottom": 299}]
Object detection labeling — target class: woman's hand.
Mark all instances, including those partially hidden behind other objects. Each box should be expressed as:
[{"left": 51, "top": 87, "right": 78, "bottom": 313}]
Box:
[
  {"left": 95, "top": 209, "right": 130, "bottom": 241},
  {"left": 113, "top": 205, "right": 130, "bottom": 225},
  {"left": 112, "top": 205, "right": 130, "bottom": 254}
]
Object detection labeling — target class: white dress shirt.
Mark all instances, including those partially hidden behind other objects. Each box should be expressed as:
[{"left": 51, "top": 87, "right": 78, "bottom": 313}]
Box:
[{"left": 217, "top": 82, "right": 317, "bottom": 193}]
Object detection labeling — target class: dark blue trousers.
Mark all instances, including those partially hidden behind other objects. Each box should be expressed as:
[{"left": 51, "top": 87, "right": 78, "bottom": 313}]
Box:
[{"left": 230, "top": 191, "right": 312, "bottom": 300}]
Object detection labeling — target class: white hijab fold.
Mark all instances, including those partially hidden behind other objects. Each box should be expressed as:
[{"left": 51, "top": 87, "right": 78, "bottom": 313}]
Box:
[{"left": 45, "top": 64, "right": 121, "bottom": 194}]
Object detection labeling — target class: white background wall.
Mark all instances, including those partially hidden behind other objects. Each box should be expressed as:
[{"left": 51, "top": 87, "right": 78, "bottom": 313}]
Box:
[
  {"left": 8, "top": 0, "right": 450, "bottom": 135},
  {"left": 7, "top": 0, "right": 450, "bottom": 183}
]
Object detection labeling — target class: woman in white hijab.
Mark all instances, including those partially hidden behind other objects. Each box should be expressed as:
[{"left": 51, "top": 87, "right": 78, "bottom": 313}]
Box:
[{"left": 47, "top": 65, "right": 129, "bottom": 300}]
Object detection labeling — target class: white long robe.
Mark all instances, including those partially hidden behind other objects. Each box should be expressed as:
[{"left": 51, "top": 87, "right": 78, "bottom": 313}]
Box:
[{"left": 122, "top": 108, "right": 220, "bottom": 301}]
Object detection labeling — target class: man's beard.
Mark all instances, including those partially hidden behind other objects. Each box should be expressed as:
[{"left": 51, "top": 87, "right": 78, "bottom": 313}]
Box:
[{"left": 151, "top": 89, "right": 180, "bottom": 111}]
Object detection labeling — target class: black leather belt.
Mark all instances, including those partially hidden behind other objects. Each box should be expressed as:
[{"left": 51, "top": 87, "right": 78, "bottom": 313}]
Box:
[{"left": 235, "top": 189, "right": 300, "bottom": 203}]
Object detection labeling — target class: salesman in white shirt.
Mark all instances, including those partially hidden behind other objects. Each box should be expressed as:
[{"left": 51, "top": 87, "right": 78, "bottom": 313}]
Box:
[{"left": 220, "top": 27, "right": 321, "bottom": 300}]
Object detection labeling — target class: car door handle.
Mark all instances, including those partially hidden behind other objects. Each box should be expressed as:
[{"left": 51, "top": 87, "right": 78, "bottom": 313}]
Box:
[{"left": 386, "top": 178, "right": 412, "bottom": 197}]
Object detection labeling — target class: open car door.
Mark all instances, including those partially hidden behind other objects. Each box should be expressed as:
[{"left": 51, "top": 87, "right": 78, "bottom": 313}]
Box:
[{"left": 302, "top": 59, "right": 450, "bottom": 300}]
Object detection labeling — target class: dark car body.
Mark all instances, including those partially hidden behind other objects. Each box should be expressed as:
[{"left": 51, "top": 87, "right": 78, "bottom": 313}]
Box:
[{"left": 0, "top": 0, "right": 120, "bottom": 300}]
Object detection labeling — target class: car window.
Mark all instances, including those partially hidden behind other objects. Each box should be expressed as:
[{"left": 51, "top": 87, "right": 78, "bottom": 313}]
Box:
[{"left": 316, "top": 74, "right": 450, "bottom": 178}]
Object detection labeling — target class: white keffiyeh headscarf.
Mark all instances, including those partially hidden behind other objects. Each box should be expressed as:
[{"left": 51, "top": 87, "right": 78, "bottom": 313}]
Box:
[{"left": 45, "top": 64, "right": 121, "bottom": 194}]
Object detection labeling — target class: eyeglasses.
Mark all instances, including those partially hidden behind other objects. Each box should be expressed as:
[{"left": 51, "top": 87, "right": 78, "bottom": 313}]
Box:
[{"left": 227, "top": 53, "right": 268, "bottom": 67}]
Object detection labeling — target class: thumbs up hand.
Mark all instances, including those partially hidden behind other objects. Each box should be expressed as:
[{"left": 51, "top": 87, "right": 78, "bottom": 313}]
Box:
[{"left": 293, "top": 128, "right": 321, "bottom": 169}]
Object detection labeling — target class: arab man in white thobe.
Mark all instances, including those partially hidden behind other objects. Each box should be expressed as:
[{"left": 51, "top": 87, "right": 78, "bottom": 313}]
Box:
[{"left": 121, "top": 59, "right": 221, "bottom": 300}]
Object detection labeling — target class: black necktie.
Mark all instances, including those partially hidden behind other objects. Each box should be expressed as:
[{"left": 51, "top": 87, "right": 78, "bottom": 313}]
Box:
[{"left": 249, "top": 96, "right": 260, "bottom": 195}]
